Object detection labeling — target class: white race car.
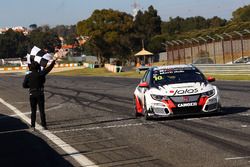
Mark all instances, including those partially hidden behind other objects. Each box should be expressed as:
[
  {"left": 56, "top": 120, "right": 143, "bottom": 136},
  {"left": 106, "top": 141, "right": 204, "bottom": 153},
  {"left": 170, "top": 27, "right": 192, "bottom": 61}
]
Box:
[{"left": 134, "top": 64, "right": 221, "bottom": 119}]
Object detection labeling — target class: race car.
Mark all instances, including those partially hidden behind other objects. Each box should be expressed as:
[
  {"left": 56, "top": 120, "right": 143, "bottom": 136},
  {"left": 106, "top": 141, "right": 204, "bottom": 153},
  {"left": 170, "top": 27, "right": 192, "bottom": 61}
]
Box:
[{"left": 134, "top": 64, "right": 221, "bottom": 119}]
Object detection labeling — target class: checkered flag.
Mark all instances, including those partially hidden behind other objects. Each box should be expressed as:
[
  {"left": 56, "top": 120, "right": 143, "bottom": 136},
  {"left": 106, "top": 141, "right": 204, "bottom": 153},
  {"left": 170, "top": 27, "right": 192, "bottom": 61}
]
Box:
[{"left": 27, "top": 46, "right": 53, "bottom": 67}]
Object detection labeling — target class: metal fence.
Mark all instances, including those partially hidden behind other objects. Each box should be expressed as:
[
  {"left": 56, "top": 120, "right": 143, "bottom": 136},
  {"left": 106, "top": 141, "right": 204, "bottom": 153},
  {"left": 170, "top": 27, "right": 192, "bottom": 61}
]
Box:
[{"left": 163, "top": 29, "right": 250, "bottom": 65}]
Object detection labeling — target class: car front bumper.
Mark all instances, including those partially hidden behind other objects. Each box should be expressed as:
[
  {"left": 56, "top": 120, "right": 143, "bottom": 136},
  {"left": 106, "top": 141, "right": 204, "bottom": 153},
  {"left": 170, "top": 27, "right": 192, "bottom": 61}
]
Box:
[{"left": 147, "top": 96, "right": 220, "bottom": 118}]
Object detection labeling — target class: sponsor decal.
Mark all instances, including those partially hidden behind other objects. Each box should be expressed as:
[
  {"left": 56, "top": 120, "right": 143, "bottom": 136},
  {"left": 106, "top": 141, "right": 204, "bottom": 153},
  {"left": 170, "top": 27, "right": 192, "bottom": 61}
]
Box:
[
  {"left": 177, "top": 102, "right": 197, "bottom": 107},
  {"left": 173, "top": 88, "right": 198, "bottom": 95}
]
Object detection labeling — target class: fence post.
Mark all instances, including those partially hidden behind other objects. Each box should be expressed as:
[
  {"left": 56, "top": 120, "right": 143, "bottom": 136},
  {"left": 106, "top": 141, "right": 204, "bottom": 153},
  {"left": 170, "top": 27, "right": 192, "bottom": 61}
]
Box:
[
  {"left": 198, "top": 37, "right": 207, "bottom": 52},
  {"left": 216, "top": 34, "right": 225, "bottom": 64},
  {"left": 177, "top": 40, "right": 186, "bottom": 64},
  {"left": 234, "top": 31, "right": 244, "bottom": 60},
  {"left": 185, "top": 39, "right": 193, "bottom": 64},
  {"left": 166, "top": 41, "right": 174, "bottom": 65},
  {"left": 172, "top": 40, "right": 181, "bottom": 64},
  {"left": 192, "top": 38, "right": 200, "bottom": 53},
  {"left": 207, "top": 35, "right": 216, "bottom": 64},
  {"left": 224, "top": 33, "right": 234, "bottom": 63}
]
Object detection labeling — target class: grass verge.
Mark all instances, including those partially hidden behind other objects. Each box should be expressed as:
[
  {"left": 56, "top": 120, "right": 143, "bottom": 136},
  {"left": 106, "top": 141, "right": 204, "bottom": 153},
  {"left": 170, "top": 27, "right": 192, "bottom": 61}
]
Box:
[
  {"left": 53, "top": 67, "right": 250, "bottom": 81},
  {"left": 205, "top": 74, "right": 250, "bottom": 81},
  {"left": 52, "top": 67, "right": 145, "bottom": 78}
]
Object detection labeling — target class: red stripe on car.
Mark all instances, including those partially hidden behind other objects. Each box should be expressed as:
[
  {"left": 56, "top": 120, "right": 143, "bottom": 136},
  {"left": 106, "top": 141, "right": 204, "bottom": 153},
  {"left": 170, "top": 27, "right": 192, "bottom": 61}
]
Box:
[
  {"left": 135, "top": 96, "right": 143, "bottom": 113},
  {"left": 162, "top": 100, "right": 176, "bottom": 112}
]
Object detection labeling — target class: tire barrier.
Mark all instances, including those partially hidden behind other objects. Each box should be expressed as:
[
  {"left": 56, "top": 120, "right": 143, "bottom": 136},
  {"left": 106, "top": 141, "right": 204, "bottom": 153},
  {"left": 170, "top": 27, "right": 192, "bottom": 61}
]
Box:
[
  {"left": 0, "top": 63, "right": 79, "bottom": 71},
  {"left": 105, "top": 64, "right": 122, "bottom": 73}
]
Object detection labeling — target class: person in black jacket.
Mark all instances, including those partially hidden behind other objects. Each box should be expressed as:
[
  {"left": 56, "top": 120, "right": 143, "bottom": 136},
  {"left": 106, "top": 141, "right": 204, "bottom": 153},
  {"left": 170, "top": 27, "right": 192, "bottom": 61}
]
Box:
[{"left": 23, "top": 58, "right": 57, "bottom": 130}]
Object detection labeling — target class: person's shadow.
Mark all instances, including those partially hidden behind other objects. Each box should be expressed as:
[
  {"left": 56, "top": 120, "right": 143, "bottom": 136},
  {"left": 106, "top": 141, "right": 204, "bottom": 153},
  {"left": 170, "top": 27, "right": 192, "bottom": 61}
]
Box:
[{"left": 0, "top": 114, "right": 74, "bottom": 167}]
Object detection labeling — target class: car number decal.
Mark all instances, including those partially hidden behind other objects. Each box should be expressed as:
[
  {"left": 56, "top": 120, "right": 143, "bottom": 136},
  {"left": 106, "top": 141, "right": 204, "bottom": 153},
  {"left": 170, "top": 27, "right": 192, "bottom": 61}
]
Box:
[{"left": 153, "top": 75, "right": 163, "bottom": 81}]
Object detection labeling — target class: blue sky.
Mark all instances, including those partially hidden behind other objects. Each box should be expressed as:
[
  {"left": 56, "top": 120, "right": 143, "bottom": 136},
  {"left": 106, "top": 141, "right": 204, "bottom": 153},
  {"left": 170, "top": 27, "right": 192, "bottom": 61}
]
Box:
[{"left": 1, "top": 0, "right": 250, "bottom": 28}]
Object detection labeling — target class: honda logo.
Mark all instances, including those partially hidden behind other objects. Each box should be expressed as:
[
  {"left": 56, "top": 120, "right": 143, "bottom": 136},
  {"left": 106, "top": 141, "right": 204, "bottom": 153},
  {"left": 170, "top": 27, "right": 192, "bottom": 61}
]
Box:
[{"left": 183, "top": 96, "right": 189, "bottom": 102}]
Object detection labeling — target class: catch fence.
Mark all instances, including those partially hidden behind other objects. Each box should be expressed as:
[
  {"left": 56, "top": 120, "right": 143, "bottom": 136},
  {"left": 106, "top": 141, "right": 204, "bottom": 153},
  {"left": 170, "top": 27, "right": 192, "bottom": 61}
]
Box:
[{"left": 164, "top": 30, "right": 250, "bottom": 65}]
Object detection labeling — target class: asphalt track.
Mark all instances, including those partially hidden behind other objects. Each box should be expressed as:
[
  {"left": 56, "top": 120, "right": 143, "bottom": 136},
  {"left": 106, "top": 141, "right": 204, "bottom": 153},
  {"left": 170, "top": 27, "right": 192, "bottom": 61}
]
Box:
[{"left": 0, "top": 73, "right": 250, "bottom": 167}]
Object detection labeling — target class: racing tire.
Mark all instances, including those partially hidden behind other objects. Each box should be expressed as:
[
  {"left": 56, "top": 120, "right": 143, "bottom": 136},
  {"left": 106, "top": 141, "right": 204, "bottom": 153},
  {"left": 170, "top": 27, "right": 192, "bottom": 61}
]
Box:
[
  {"left": 217, "top": 103, "right": 223, "bottom": 114},
  {"left": 135, "top": 107, "right": 141, "bottom": 117},
  {"left": 143, "top": 98, "right": 151, "bottom": 120},
  {"left": 144, "top": 110, "right": 151, "bottom": 120}
]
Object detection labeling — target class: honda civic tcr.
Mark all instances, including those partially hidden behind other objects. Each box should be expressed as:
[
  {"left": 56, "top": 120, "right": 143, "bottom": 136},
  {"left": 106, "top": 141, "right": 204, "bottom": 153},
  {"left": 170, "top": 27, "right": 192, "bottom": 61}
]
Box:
[{"left": 134, "top": 65, "right": 221, "bottom": 119}]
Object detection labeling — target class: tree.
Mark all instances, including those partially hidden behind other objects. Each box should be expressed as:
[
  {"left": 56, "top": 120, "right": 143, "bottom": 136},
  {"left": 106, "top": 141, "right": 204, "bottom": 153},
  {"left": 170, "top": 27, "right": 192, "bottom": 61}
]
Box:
[
  {"left": 162, "top": 16, "right": 210, "bottom": 35},
  {"left": 232, "top": 4, "right": 250, "bottom": 22},
  {"left": 207, "top": 16, "right": 227, "bottom": 27},
  {"left": 147, "top": 35, "right": 166, "bottom": 54},
  {"left": 28, "top": 29, "right": 61, "bottom": 53},
  {"left": 51, "top": 25, "right": 77, "bottom": 45},
  {"left": 0, "top": 29, "right": 28, "bottom": 59},
  {"left": 29, "top": 24, "right": 37, "bottom": 30},
  {"left": 77, "top": 9, "right": 134, "bottom": 64},
  {"left": 133, "top": 5, "right": 162, "bottom": 51}
]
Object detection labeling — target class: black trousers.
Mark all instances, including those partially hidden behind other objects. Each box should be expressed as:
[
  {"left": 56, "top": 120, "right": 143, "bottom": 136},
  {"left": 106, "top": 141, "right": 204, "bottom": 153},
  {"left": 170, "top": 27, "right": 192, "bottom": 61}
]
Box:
[{"left": 29, "top": 92, "right": 46, "bottom": 127}]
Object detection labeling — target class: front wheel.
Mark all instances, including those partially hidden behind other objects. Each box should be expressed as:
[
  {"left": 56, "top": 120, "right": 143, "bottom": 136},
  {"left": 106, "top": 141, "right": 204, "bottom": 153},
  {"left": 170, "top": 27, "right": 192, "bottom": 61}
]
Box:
[
  {"left": 217, "top": 103, "right": 223, "bottom": 114},
  {"left": 143, "top": 97, "right": 151, "bottom": 120}
]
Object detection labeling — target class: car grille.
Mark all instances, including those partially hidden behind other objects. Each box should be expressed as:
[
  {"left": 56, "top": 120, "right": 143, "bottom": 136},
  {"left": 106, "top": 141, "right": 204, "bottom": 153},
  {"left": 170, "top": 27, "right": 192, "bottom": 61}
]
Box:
[
  {"left": 170, "top": 94, "right": 200, "bottom": 103},
  {"left": 172, "top": 106, "right": 203, "bottom": 115},
  {"left": 153, "top": 108, "right": 167, "bottom": 115},
  {"left": 205, "top": 103, "right": 218, "bottom": 111}
]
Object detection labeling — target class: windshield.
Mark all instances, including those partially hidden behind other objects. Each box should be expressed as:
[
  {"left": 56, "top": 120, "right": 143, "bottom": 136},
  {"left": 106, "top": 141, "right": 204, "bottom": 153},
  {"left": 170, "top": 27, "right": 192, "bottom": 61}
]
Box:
[{"left": 152, "top": 68, "right": 206, "bottom": 86}]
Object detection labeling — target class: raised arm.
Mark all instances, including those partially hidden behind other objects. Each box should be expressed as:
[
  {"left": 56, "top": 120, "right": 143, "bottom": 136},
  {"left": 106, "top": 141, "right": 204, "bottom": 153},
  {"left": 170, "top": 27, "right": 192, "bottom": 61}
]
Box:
[
  {"left": 23, "top": 75, "right": 30, "bottom": 88},
  {"left": 43, "top": 60, "right": 56, "bottom": 75}
]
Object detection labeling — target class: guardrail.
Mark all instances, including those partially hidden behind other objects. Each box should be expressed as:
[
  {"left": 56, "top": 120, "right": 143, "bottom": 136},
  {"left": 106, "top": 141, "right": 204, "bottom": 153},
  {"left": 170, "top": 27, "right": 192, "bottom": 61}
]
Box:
[{"left": 194, "top": 64, "right": 250, "bottom": 75}]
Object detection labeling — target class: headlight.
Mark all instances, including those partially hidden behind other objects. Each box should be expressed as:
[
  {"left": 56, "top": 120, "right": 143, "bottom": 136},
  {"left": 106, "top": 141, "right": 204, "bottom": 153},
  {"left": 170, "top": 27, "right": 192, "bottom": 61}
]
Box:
[
  {"left": 201, "top": 89, "right": 215, "bottom": 97},
  {"left": 151, "top": 94, "right": 169, "bottom": 101}
]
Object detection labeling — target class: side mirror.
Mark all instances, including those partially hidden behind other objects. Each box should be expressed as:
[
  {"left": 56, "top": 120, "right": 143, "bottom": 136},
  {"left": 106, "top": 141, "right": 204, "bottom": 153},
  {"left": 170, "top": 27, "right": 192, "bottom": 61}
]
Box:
[
  {"left": 138, "top": 82, "right": 149, "bottom": 88},
  {"left": 207, "top": 76, "right": 215, "bottom": 82}
]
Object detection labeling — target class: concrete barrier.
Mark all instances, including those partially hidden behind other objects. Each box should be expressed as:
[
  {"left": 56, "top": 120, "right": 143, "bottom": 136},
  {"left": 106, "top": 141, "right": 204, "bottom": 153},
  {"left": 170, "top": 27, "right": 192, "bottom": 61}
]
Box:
[
  {"left": 83, "top": 63, "right": 100, "bottom": 68},
  {"left": 0, "top": 63, "right": 79, "bottom": 71},
  {"left": 105, "top": 64, "right": 122, "bottom": 73}
]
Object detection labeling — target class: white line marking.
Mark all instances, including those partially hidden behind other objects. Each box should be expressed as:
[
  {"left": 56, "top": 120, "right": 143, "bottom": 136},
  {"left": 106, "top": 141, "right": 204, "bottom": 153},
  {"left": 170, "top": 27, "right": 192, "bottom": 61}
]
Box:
[
  {"left": 239, "top": 113, "right": 250, "bottom": 116},
  {"left": 46, "top": 104, "right": 63, "bottom": 111},
  {"left": 0, "top": 98, "right": 98, "bottom": 167},
  {"left": 52, "top": 122, "right": 155, "bottom": 134},
  {"left": 225, "top": 156, "right": 250, "bottom": 160},
  {"left": 241, "top": 125, "right": 248, "bottom": 128},
  {"left": 186, "top": 118, "right": 201, "bottom": 121}
]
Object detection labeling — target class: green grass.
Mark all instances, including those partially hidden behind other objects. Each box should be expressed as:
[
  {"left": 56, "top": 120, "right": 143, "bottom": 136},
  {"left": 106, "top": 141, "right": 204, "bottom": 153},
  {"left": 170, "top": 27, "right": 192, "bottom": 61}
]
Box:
[
  {"left": 53, "top": 67, "right": 145, "bottom": 78},
  {"left": 205, "top": 74, "right": 250, "bottom": 81},
  {"left": 53, "top": 67, "right": 250, "bottom": 81}
]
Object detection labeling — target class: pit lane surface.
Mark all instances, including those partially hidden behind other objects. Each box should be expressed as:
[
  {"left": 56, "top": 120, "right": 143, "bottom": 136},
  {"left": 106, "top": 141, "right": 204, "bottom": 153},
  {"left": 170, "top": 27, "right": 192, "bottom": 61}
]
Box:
[{"left": 0, "top": 73, "right": 250, "bottom": 167}]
